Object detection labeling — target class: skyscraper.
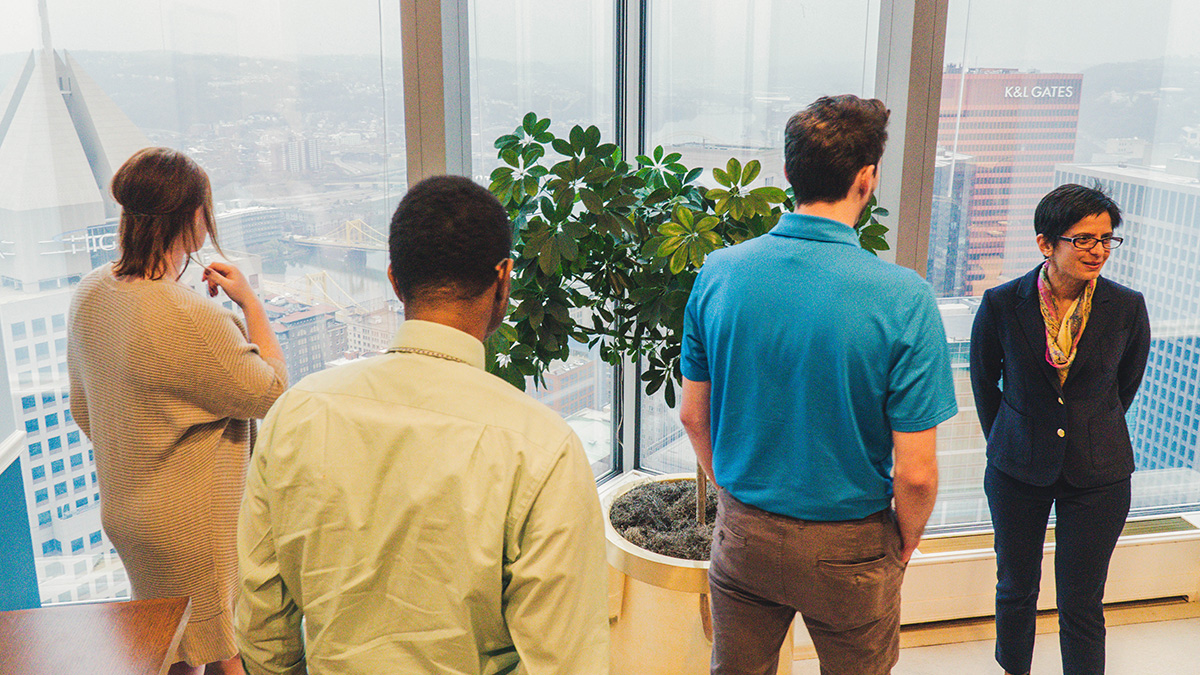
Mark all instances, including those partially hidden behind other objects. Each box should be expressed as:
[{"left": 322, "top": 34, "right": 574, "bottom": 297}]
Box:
[
  {"left": 937, "top": 68, "right": 1083, "bottom": 295},
  {"left": 1055, "top": 162, "right": 1200, "bottom": 492},
  {"left": 0, "top": 4, "right": 148, "bottom": 604}
]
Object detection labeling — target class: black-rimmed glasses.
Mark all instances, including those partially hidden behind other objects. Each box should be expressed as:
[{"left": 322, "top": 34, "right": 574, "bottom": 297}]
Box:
[{"left": 1058, "top": 235, "right": 1124, "bottom": 251}]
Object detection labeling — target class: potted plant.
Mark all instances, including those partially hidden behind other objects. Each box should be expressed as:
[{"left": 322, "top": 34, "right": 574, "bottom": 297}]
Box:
[{"left": 486, "top": 113, "right": 890, "bottom": 674}]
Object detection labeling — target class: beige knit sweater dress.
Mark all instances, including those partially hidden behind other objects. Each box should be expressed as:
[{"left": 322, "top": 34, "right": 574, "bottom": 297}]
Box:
[{"left": 68, "top": 264, "right": 287, "bottom": 666}]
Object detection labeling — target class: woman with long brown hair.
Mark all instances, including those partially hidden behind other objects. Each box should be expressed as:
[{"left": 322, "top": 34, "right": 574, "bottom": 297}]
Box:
[{"left": 68, "top": 147, "right": 287, "bottom": 674}]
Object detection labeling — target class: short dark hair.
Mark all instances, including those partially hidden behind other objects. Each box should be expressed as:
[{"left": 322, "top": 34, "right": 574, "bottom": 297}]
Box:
[
  {"left": 1034, "top": 183, "right": 1123, "bottom": 242},
  {"left": 389, "top": 175, "right": 513, "bottom": 304},
  {"left": 111, "top": 147, "right": 221, "bottom": 279},
  {"left": 784, "top": 95, "right": 890, "bottom": 205}
]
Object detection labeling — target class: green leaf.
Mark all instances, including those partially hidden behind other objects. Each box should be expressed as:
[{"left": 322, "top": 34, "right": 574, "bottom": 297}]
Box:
[
  {"left": 861, "top": 224, "right": 888, "bottom": 237},
  {"left": 727, "top": 158, "right": 742, "bottom": 184},
  {"left": 658, "top": 223, "right": 687, "bottom": 237},
  {"left": 712, "top": 168, "right": 732, "bottom": 188},
  {"left": 750, "top": 186, "right": 788, "bottom": 203},
  {"left": 584, "top": 125, "right": 601, "bottom": 148},
  {"left": 494, "top": 134, "right": 520, "bottom": 149},
  {"left": 579, "top": 188, "right": 603, "bottom": 213},
  {"left": 551, "top": 138, "right": 574, "bottom": 157},
  {"left": 557, "top": 232, "right": 579, "bottom": 261},
  {"left": 523, "top": 143, "right": 545, "bottom": 163},
  {"left": 645, "top": 188, "right": 672, "bottom": 205},
  {"left": 742, "top": 160, "right": 761, "bottom": 185},
  {"left": 489, "top": 174, "right": 513, "bottom": 195},
  {"left": 538, "top": 238, "right": 561, "bottom": 274},
  {"left": 706, "top": 187, "right": 731, "bottom": 202},
  {"left": 496, "top": 322, "right": 517, "bottom": 341},
  {"left": 672, "top": 205, "right": 694, "bottom": 228},
  {"left": 684, "top": 167, "right": 702, "bottom": 184},
  {"left": 522, "top": 112, "right": 538, "bottom": 134},
  {"left": 665, "top": 172, "right": 681, "bottom": 192},
  {"left": 584, "top": 166, "right": 614, "bottom": 183},
  {"left": 874, "top": 207, "right": 890, "bottom": 217},
  {"left": 859, "top": 235, "right": 890, "bottom": 253},
  {"left": 569, "top": 125, "right": 585, "bottom": 149},
  {"left": 643, "top": 235, "right": 669, "bottom": 257},
  {"left": 653, "top": 145, "right": 664, "bottom": 162},
  {"left": 668, "top": 246, "right": 689, "bottom": 274},
  {"left": 656, "top": 236, "right": 684, "bottom": 259},
  {"left": 562, "top": 220, "right": 588, "bottom": 239}
]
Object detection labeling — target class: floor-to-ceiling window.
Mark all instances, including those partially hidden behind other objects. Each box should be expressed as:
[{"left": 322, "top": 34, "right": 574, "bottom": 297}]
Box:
[
  {"left": 926, "top": 0, "right": 1200, "bottom": 529},
  {"left": 637, "top": 0, "right": 881, "bottom": 474},
  {"left": 468, "top": 0, "right": 618, "bottom": 477},
  {"left": 0, "top": 0, "right": 405, "bottom": 606}
]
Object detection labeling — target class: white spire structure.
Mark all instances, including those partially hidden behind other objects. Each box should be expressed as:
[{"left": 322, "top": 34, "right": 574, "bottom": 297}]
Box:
[
  {"left": 0, "top": 1, "right": 149, "bottom": 288},
  {"left": 38, "top": 0, "right": 53, "bottom": 53}
]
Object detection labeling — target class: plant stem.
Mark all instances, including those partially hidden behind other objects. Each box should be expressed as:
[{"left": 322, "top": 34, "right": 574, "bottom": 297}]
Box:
[{"left": 696, "top": 463, "right": 707, "bottom": 525}]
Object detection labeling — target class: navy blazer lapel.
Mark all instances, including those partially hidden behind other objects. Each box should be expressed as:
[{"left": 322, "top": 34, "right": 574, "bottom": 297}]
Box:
[
  {"left": 1062, "top": 276, "right": 1114, "bottom": 385},
  {"left": 1014, "top": 265, "right": 1066, "bottom": 396}
]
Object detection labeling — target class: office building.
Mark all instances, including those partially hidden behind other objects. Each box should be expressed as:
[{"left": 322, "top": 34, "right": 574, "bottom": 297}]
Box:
[
  {"left": 927, "top": 150, "right": 977, "bottom": 297},
  {"left": 341, "top": 300, "right": 404, "bottom": 355},
  {"left": 1055, "top": 162, "right": 1200, "bottom": 478},
  {"left": 265, "top": 297, "right": 347, "bottom": 384},
  {"left": 0, "top": 31, "right": 150, "bottom": 602},
  {"left": 938, "top": 68, "right": 1083, "bottom": 294},
  {"left": 215, "top": 206, "right": 288, "bottom": 254}
]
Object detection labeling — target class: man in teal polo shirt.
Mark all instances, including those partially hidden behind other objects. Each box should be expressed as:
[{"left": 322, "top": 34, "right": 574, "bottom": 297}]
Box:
[{"left": 680, "top": 95, "right": 957, "bottom": 675}]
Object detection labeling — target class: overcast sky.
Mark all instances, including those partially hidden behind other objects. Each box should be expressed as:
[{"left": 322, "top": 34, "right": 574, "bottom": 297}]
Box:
[{"left": 2, "top": 0, "right": 1199, "bottom": 64}]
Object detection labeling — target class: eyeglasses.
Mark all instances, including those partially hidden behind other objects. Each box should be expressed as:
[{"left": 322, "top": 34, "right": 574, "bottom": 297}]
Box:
[{"left": 1057, "top": 235, "right": 1124, "bottom": 251}]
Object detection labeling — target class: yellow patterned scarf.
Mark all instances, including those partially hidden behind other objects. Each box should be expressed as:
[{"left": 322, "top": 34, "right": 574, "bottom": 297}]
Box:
[{"left": 1037, "top": 262, "right": 1095, "bottom": 385}]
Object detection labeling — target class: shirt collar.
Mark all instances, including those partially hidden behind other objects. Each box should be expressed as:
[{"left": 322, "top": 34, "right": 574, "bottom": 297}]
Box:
[
  {"left": 389, "top": 319, "right": 486, "bottom": 370},
  {"left": 768, "top": 212, "right": 860, "bottom": 247}
]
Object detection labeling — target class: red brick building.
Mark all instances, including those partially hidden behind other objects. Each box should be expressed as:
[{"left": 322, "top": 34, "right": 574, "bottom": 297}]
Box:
[{"left": 938, "top": 68, "right": 1082, "bottom": 295}]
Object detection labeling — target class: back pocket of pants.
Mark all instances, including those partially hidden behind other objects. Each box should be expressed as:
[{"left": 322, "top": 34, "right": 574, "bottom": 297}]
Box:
[{"left": 807, "top": 555, "right": 900, "bottom": 631}]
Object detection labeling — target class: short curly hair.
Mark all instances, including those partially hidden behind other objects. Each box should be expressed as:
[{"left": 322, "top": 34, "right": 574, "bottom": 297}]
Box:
[
  {"left": 784, "top": 95, "right": 890, "bottom": 205},
  {"left": 389, "top": 175, "right": 513, "bottom": 304}
]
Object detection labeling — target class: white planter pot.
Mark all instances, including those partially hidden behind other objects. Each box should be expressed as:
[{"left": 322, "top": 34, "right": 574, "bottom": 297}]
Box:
[{"left": 604, "top": 473, "right": 792, "bottom": 675}]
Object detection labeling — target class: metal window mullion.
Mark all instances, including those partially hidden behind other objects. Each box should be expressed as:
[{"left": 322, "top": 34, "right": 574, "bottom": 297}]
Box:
[
  {"left": 874, "top": 0, "right": 950, "bottom": 276},
  {"left": 613, "top": 0, "right": 648, "bottom": 475},
  {"left": 401, "top": 0, "right": 472, "bottom": 182}
]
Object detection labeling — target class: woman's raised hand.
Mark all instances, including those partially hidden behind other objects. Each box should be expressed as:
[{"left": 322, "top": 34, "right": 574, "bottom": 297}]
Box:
[{"left": 202, "top": 261, "right": 260, "bottom": 309}]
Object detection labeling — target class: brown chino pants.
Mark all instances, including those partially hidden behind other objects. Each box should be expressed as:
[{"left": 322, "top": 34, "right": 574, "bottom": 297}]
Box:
[{"left": 708, "top": 489, "right": 907, "bottom": 675}]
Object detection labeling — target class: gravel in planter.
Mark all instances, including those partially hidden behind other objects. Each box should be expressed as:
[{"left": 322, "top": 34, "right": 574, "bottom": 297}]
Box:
[{"left": 609, "top": 479, "right": 718, "bottom": 561}]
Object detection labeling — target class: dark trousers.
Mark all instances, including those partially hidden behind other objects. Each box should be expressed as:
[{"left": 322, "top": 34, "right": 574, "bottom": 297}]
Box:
[{"left": 984, "top": 464, "right": 1130, "bottom": 675}]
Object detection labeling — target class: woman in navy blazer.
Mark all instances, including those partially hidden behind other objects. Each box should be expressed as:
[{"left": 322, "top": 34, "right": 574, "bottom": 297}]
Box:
[{"left": 970, "top": 184, "right": 1150, "bottom": 675}]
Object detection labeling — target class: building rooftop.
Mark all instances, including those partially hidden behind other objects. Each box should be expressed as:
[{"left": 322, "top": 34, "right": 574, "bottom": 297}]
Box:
[{"left": 1062, "top": 162, "right": 1200, "bottom": 189}]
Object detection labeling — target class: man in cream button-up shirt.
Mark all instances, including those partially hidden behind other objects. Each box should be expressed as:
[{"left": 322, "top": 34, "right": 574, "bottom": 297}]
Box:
[{"left": 235, "top": 176, "right": 608, "bottom": 675}]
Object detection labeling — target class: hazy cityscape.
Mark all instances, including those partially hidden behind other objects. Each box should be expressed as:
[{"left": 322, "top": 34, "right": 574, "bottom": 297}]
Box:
[{"left": 1, "top": 0, "right": 1199, "bottom": 608}]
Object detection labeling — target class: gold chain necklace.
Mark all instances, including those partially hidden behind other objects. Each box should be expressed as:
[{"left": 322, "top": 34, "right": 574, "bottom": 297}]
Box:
[{"left": 385, "top": 346, "right": 467, "bottom": 364}]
